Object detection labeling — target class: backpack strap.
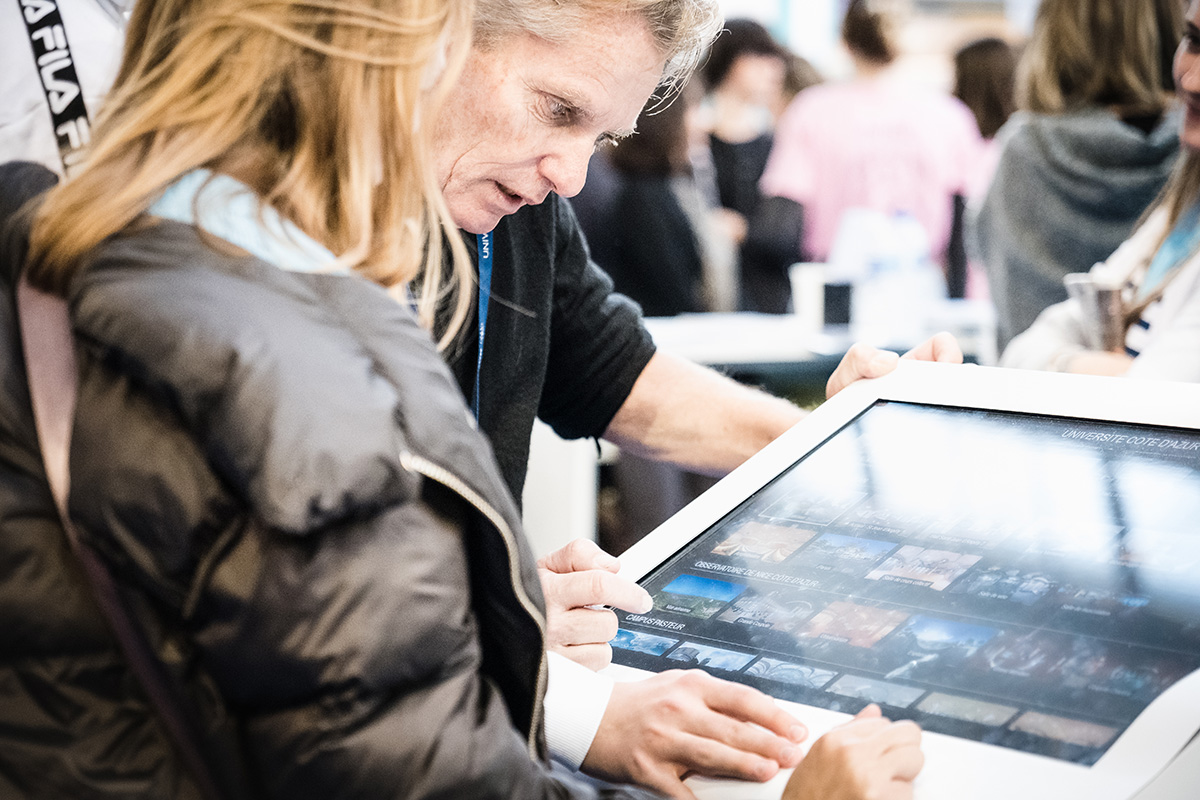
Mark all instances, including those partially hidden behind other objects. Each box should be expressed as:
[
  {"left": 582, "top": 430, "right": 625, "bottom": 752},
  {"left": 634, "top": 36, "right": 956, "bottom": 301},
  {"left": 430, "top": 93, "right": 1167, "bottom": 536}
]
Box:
[{"left": 16, "top": 274, "right": 226, "bottom": 800}]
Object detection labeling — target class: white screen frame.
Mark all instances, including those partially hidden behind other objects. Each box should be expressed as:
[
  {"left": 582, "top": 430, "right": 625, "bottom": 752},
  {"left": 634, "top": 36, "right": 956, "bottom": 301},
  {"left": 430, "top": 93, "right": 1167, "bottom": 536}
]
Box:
[{"left": 607, "top": 361, "right": 1200, "bottom": 800}]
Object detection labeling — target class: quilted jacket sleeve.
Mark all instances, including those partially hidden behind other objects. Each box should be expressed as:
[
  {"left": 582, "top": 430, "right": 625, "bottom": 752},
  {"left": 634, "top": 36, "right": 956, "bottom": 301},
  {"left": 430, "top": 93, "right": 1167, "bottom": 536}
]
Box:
[{"left": 185, "top": 484, "right": 658, "bottom": 800}]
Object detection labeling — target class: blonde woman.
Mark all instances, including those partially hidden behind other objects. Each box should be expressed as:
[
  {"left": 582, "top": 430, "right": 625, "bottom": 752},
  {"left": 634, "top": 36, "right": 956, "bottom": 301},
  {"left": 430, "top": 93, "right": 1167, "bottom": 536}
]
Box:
[
  {"left": 4, "top": 0, "right": 583, "bottom": 795},
  {"left": 0, "top": 0, "right": 926, "bottom": 798},
  {"left": 971, "top": 0, "right": 1184, "bottom": 353},
  {"left": 1002, "top": 0, "right": 1200, "bottom": 382}
]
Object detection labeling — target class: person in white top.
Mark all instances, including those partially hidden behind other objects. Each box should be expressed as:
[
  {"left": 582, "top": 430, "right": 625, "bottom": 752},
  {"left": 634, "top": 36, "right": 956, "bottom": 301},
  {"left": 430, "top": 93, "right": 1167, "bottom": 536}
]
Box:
[
  {"left": 1002, "top": 1, "right": 1200, "bottom": 383},
  {"left": 2, "top": 0, "right": 125, "bottom": 176}
]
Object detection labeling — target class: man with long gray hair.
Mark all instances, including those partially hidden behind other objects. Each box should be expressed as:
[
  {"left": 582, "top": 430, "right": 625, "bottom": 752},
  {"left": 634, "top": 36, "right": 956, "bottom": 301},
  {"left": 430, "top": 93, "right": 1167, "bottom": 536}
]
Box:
[{"left": 429, "top": 0, "right": 948, "bottom": 796}]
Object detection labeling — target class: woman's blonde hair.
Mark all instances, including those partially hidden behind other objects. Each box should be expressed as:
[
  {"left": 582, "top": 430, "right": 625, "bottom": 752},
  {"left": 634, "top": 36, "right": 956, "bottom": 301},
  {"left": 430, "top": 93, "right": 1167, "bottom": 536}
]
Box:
[
  {"left": 1017, "top": 0, "right": 1182, "bottom": 116},
  {"left": 28, "top": 0, "right": 475, "bottom": 349}
]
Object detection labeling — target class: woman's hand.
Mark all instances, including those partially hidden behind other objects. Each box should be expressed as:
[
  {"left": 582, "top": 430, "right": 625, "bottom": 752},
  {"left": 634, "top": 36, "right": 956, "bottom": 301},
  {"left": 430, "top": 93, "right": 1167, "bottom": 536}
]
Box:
[{"left": 781, "top": 705, "right": 925, "bottom": 800}]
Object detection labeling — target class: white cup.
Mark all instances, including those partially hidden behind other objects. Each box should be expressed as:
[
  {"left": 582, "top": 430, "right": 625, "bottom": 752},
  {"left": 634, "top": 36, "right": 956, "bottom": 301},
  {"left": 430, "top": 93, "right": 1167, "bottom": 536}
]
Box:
[
  {"left": 789, "top": 262, "right": 826, "bottom": 336},
  {"left": 1063, "top": 272, "right": 1126, "bottom": 352}
]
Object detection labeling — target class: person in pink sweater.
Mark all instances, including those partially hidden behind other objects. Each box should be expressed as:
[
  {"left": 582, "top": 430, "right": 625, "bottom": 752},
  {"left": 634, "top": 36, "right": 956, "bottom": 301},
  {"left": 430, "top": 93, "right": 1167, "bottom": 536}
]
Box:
[{"left": 759, "top": 0, "right": 983, "bottom": 277}]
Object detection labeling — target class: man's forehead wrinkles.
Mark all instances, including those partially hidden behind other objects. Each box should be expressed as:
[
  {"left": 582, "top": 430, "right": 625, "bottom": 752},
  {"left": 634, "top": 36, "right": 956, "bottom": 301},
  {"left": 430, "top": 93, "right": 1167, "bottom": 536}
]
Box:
[{"left": 559, "top": 56, "right": 625, "bottom": 104}]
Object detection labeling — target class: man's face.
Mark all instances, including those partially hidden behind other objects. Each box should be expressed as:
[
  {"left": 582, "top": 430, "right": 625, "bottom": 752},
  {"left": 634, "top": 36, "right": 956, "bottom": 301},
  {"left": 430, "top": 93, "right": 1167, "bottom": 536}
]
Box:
[{"left": 434, "top": 12, "right": 666, "bottom": 234}]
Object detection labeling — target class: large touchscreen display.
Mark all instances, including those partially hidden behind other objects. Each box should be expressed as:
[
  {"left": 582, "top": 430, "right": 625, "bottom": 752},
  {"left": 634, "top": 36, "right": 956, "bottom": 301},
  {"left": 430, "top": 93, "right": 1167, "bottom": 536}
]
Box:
[{"left": 611, "top": 401, "right": 1200, "bottom": 765}]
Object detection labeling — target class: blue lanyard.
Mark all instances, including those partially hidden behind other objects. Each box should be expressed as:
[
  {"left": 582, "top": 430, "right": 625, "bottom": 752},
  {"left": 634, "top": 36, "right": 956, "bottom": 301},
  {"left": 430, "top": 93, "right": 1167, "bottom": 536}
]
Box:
[
  {"left": 472, "top": 231, "right": 493, "bottom": 419},
  {"left": 1141, "top": 202, "right": 1200, "bottom": 299}
]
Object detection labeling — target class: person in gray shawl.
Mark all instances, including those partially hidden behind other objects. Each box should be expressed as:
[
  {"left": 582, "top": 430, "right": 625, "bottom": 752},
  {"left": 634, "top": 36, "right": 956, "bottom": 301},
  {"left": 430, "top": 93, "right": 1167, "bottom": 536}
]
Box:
[{"left": 970, "top": 0, "right": 1184, "bottom": 353}]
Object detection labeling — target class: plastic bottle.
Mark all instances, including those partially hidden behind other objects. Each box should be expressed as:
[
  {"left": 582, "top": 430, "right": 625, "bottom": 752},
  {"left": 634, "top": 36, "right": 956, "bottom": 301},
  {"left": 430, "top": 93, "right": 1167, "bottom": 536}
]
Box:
[{"left": 851, "top": 211, "right": 946, "bottom": 346}]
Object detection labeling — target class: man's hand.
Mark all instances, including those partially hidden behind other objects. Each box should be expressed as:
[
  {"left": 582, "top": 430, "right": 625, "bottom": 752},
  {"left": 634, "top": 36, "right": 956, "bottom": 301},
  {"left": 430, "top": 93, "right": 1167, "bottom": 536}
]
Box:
[
  {"left": 901, "top": 331, "right": 963, "bottom": 366},
  {"left": 583, "top": 670, "right": 809, "bottom": 800},
  {"left": 782, "top": 705, "right": 925, "bottom": 800},
  {"left": 1065, "top": 350, "right": 1133, "bottom": 376},
  {"left": 537, "top": 539, "right": 652, "bottom": 670},
  {"left": 826, "top": 332, "right": 964, "bottom": 399}
]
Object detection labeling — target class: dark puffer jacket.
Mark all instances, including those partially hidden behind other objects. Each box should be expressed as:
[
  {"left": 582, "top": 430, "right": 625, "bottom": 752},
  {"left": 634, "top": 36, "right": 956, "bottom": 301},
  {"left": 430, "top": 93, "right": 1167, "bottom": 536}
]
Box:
[{"left": 0, "top": 162, "right": 656, "bottom": 800}]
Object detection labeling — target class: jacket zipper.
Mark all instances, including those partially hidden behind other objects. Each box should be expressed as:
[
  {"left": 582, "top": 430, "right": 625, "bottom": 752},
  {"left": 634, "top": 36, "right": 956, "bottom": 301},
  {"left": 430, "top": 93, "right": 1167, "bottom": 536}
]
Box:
[{"left": 399, "top": 449, "right": 548, "bottom": 759}]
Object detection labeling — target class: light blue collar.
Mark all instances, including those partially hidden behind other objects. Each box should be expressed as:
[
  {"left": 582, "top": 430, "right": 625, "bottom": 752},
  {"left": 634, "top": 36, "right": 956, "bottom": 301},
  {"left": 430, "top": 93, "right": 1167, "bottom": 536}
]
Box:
[
  {"left": 1141, "top": 201, "right": 1200, "bottom": 299},
  {"left": 148, "top": 169, "right": 348, "bottom": 275}
]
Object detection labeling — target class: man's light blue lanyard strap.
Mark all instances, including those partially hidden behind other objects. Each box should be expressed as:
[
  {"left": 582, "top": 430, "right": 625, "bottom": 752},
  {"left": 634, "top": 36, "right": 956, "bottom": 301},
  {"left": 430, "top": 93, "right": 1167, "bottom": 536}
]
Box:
[{"left": 473, "top": 231, "right": 493, "bottom": 420}]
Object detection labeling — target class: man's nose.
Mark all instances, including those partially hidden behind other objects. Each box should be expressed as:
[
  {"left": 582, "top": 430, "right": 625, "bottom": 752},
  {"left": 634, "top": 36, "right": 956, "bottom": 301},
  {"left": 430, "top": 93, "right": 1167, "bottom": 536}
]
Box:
[{"left": 538, "top": 139, "right": 595, "bottom": 198}]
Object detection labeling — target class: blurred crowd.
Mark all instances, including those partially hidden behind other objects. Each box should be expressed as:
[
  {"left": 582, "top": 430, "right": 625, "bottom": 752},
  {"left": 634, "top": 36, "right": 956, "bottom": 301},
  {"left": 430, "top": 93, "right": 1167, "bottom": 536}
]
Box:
[{"left": 573, "top": 0, "right": 1194, "bottom": 387}]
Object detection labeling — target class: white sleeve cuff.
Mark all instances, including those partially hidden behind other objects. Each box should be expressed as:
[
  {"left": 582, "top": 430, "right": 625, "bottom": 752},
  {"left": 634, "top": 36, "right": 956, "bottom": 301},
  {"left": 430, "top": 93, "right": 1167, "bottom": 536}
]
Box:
[{"left": 543, "top": 652, "right": 615, "bottom": 770}]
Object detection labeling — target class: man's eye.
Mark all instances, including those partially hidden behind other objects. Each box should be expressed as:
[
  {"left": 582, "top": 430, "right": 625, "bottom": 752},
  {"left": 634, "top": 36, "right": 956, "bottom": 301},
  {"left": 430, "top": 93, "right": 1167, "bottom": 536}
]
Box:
[{"left": 544, "top": 97, "right": 575, "bottom": 124}]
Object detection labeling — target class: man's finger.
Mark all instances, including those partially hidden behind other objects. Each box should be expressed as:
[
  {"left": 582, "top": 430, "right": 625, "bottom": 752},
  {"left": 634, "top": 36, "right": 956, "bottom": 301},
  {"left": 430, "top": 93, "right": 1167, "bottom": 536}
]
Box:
[
  {"left": 538, "top": 538, "right": 620, "bottom": 574},
  {"left": 902, "top": 331, "right": 963, "bottom": 363},
  {"left": 826, "top": 344, "right": 899, "bottom": 398},
  {"left": 640, "top": 769, "right": 699, "bottom": 800},
  {"left": 703, "top": 678, "right": 808, "bottom": 744},
  {"left": 641, "top": 679, "right": 805, "bottom": 768},
  {"left": 547, "top": 606, "right": 620, "bottom": 648},
  {"left": 660, "top": 730, "right": 784, "bottom": 783},
  {"left": 687, "top": 712, "right": 804, "bottom": 769},
  {"left": 542, "top": 568, "right": 652, "bottom": 613}
]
